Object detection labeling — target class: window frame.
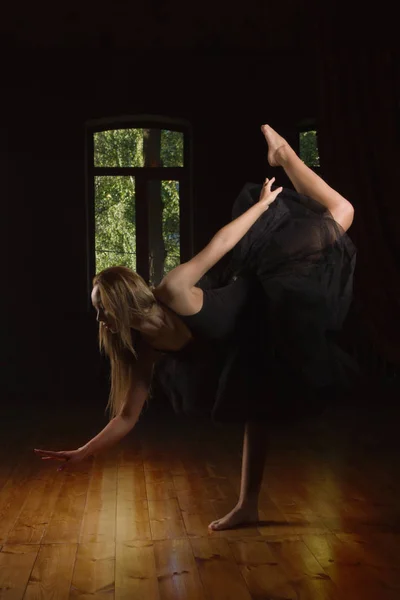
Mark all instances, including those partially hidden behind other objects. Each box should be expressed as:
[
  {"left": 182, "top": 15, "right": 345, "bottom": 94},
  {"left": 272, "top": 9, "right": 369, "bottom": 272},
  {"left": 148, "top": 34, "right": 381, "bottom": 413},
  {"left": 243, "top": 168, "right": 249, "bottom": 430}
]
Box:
[{"left": 85, "top": 115, "right": 193, "bottom": 305}]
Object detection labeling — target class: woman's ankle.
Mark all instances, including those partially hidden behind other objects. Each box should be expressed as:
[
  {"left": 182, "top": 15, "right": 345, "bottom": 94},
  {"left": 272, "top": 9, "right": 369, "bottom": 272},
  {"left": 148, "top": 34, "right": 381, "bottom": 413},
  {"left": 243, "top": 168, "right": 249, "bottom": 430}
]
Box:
[
  {"left": 237, "top": 495, "right": 259, "bottom": 510},
  {"left": 278, "top": 143, "right": 298, "bottom": 168}
]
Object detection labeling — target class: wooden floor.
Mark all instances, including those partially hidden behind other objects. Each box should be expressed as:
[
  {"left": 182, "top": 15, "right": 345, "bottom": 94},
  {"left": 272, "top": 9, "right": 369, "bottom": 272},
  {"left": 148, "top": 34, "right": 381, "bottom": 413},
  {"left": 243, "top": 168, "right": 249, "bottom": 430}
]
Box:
[{"left": 0, "top": 399, "right": 399, "bottom": 599}]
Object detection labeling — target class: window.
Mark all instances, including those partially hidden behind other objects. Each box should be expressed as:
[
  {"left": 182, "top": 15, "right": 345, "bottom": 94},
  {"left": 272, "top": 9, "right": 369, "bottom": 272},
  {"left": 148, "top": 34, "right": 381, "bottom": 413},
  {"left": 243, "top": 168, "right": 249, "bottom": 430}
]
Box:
[
  {"left": 298, "top": 119, "right": 320, "bottom": 169},
  {"left": 86, "top": 117, "right": 192, "bottom": 292}
]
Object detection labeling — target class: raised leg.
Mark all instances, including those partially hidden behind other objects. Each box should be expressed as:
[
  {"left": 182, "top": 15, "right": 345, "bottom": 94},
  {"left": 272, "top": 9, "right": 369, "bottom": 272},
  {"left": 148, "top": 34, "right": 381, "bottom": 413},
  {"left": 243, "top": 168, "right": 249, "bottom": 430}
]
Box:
[
  {"left": 261, "top": 124, "right": 354, "bottom": 231},
  {"left": 208, "top": 421, "right": 268, "bottom": 531}
]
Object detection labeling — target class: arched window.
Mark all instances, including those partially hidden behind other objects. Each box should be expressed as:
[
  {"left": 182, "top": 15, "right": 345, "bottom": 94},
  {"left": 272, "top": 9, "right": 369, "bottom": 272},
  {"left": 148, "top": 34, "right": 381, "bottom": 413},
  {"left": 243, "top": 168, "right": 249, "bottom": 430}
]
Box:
[{"left": 86, "top": 115, "right": 192, "bottom": 290}]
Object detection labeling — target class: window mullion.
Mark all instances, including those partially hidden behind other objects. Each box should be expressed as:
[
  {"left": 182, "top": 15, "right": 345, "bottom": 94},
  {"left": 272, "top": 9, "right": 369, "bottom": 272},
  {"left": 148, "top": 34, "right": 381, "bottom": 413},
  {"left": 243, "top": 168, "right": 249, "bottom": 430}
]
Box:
[{"left": 92, "top": 167, "right": 184, "bottom": 179}]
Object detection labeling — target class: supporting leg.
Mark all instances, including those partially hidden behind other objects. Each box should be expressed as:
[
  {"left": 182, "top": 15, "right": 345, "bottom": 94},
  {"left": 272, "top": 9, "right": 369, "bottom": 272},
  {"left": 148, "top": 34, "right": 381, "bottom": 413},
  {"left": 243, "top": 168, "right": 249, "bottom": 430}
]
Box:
[
  {"left": 208, "top": 421, "right": 268, "bottom": 531},
  {"left": 238, "top": 421, "right": 269, "bottom": 505},
  {"left": 261, "top": 124, "right": 354, "bottom": 231}
]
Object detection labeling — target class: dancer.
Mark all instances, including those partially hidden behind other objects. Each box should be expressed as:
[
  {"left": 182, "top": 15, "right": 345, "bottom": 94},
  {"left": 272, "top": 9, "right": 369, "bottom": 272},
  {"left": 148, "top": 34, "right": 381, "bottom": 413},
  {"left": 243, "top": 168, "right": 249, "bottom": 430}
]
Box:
[{"left": 34, "top": 125, "right": 356, "bottom": 531}]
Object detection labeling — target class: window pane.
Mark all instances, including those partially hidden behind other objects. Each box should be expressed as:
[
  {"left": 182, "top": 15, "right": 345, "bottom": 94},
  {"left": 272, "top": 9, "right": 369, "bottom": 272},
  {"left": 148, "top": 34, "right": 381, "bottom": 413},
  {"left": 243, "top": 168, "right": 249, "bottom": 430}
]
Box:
[
  {"left": 94, "top": 175, "right": 136, "bottom": 273},
  {"left": 299, "top": 130, "right": 320, "bottom": 167},
  {"left": 161, "top": 130, "right": 184, "bottom": 167},
  {"left": 147, "top": 180, "right": 180, "bottom": 286},
  {"left": 94, "top": 129, "right": 144, "bottom": 168},
  {"left": 94, "top": 128, "right": 184, "bottom": 167}
]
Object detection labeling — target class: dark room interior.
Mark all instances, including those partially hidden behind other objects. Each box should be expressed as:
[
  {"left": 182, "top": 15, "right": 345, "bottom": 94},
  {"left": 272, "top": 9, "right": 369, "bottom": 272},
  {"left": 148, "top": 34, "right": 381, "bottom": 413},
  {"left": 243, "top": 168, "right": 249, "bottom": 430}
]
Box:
[{"left": 1, "top": 1, "right": 399, "bottom": 597}]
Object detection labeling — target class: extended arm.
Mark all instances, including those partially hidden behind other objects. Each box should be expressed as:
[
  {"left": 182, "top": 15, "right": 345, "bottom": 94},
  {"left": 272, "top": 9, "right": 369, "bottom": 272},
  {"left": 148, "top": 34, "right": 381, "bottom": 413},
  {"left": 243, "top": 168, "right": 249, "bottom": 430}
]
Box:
[
  {"left": 80, "top": 346, "right": 157, "bottom": 458},
  {"left": 79, "top": 414, "right": 139, "bottom": 458},
  {"left": 161, "top": 178, "right": 282, "bottom": 291},
  {"left": 34, "top": 345, "right": 158, "bottom": 470}
]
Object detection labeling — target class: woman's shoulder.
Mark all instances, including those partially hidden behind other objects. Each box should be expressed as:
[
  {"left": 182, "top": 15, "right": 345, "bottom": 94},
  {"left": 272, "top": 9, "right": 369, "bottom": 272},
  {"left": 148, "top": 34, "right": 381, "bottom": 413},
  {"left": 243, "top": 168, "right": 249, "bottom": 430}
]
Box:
[{"left": 152, "top": 282, "right": 204, "bottom": 317}]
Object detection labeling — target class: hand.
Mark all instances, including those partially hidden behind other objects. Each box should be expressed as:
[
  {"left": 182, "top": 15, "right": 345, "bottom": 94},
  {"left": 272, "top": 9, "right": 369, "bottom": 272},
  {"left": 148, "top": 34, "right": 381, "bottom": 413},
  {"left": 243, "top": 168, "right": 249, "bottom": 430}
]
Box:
[
  {"left": 34, "top": 446, "right": 89, "bottom": 472},
  {"left": 258, "top": 177, "right": 283, "bottom": 209}
]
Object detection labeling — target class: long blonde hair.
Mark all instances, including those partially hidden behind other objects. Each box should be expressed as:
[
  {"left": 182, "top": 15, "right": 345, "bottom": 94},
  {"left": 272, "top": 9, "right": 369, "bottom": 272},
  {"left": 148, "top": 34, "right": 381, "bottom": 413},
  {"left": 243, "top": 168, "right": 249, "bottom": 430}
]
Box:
[{"left": 93, "top": 266, "right": 158, "bottom": 420}]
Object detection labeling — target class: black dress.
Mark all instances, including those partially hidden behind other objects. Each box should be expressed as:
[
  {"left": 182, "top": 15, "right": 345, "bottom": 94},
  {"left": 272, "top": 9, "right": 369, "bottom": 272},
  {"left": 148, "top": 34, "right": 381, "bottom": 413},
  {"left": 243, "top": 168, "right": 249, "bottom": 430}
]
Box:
[{"left": 152, "top": 183, "right": 357, "bottom": 424}]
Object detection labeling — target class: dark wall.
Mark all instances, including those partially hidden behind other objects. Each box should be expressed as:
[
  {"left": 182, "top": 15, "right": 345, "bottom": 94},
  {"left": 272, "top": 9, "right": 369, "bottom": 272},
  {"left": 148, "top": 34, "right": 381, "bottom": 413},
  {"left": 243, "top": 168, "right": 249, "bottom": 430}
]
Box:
[{"left": 3, "top": 50, "right": 317, "bottom": 410}]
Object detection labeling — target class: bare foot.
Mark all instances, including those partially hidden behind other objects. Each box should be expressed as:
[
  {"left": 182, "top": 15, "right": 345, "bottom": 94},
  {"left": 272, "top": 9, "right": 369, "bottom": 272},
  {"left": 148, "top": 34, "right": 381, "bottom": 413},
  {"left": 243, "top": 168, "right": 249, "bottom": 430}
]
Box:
[
  {"left": 261, "top": 124, "right": 292, "bottom": 167},
  {"left": 208, "top": 503, "right": 259, "bottom": 531}
]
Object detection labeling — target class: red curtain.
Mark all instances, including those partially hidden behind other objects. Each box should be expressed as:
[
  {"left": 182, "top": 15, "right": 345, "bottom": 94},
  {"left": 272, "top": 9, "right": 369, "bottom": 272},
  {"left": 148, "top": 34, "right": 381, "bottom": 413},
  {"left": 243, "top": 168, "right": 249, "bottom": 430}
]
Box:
[{"left": 316, "top": 8, "right": 400, "bottom": 364}]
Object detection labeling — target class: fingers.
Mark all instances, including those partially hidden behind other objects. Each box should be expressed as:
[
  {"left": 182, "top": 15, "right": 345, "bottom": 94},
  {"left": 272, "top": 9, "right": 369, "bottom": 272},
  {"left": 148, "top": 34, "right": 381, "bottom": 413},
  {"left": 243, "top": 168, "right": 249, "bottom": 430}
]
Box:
[
  {"left": 263, "top": 177, "right": 275, "bottom": 188},
  {"left": 34, "top": 449, "right": 68, "bottom": 462},
  {"left": 261, "top": 177, "right": 281, "bottom": 198},
  {"left": 268, "top": 178, "right": 276, "bottom": 193},
  {"left": 259, "top": 179, "right": 283, "bottom": 209},
  {"left": 265, "top": 178, "right": 282, "bottom": 192},
  {"left": 34, "top": 448, "right": 75, "bottom": 473},
  {"left": 34, "top": 449, "right": 63, "bottom": 457},
  {"left": 271, "top": 187, "right": 283, "bottom": 201}
]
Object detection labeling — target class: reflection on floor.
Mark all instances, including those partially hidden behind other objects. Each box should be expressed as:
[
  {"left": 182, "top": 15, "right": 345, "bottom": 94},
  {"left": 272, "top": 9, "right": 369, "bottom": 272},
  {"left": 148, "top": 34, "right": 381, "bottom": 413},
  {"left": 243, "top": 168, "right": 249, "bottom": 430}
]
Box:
[{"left": 0, "top": 397, "right": 399, "bottom": 599}]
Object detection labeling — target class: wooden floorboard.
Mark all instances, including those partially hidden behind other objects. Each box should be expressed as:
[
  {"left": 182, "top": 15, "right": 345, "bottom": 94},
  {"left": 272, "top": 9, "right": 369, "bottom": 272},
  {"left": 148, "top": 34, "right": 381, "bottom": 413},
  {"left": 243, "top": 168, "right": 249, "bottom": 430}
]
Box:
[{"left": 0, "top": 402, "right": 399, "bottom": 599}]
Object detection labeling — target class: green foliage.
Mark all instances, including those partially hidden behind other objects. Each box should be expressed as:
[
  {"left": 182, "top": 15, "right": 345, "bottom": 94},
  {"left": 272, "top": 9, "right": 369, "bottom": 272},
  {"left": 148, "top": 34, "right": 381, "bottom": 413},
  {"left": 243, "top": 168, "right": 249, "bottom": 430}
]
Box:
[
  {"left": 94, "top": 129, "right": 144, "bottom": 167},
  {"left": 95, "top": 176, "right": 137, "bottom": 272},
  {"left": 161, "top": 130, "right": 183, "bottom": 167},
  {"left": 299, "top": 130, "right": 320, "bottom": 168},
  {"left": 93, "top": 129, "right": 183, "bottom": 277}
]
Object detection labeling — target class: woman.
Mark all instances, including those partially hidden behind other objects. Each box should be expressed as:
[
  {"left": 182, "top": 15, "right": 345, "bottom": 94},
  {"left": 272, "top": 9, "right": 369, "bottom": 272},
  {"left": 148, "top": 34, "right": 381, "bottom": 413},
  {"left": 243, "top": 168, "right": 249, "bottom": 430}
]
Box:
[{"left": 34, "top": 124, "right": 356, "bottom": 531}]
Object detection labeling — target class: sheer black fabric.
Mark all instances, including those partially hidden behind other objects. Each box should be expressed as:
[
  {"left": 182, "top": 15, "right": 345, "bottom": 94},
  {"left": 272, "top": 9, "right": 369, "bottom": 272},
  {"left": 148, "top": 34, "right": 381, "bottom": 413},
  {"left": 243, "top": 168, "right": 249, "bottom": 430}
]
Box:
[{"left": 154, "top": 183, "right": 357, "bottom": 423}]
